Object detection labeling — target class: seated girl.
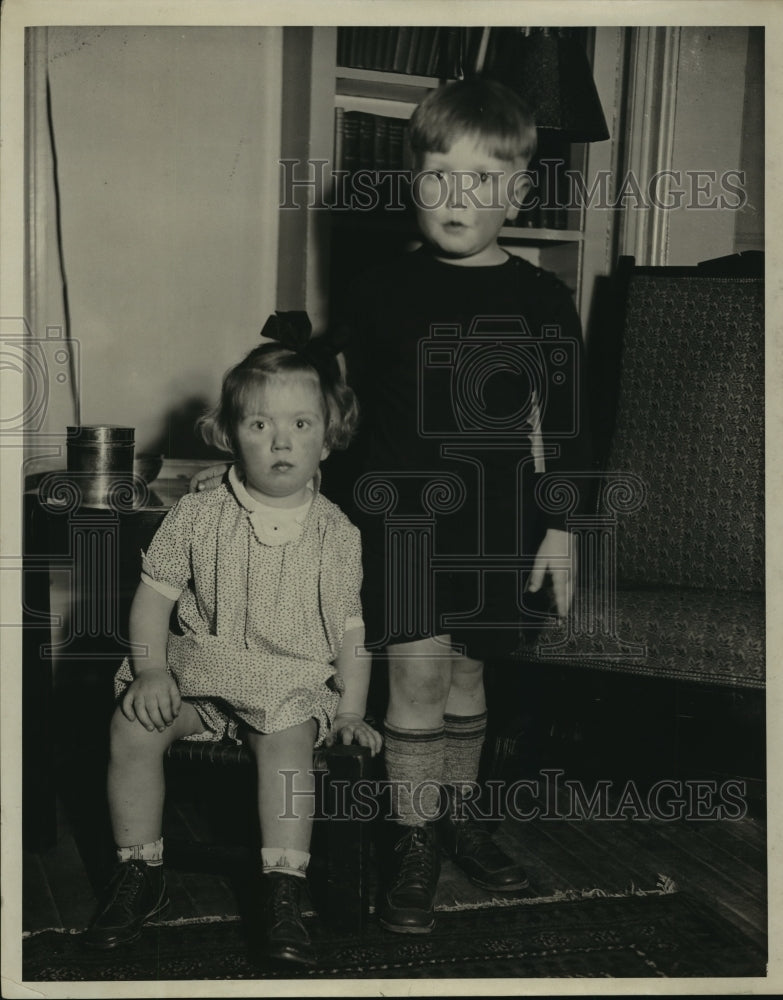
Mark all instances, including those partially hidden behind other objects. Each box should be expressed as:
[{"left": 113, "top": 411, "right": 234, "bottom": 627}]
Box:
[{"left": 83, "top": 327, "right": 381, "bottom": 967}]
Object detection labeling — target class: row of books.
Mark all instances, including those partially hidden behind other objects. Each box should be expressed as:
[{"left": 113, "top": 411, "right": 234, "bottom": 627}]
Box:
[
  {"left": 336, "top": 27, "right": 586, "bottom": 81},
  {"left": 336, "top": 26, "right": 484, "bottom": 79},
  {"left": 510, "top": 192, "right": 570, "bottom": 231},
  {"left": 334, "top": 109, "right": 411, "bottom": 174}
]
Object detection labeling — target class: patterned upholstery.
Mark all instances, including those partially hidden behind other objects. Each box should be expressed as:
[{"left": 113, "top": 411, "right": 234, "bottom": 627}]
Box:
[
  {"left": 609, "top": 275, "right": 764, "bottom": 592},
  {"left": 520, "top": 586, "right": 764, "bottom": 689},
  {"left": 518, "top": 267, "right": 765, "bottom": 689}
]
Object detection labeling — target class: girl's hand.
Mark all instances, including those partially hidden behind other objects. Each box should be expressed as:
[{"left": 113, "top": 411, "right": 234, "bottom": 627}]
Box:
[
  {"left": 527, "top": 527, "right": 576, "bottom": 618},
  {"left": 121, "top": 669, "right": 182, "bottom": 733},
  {"left": 327, "top": 713, "right": 383, "bottom": 756},
  {"left": 189, "top": 463, "right": 230, "bottom": 494}
]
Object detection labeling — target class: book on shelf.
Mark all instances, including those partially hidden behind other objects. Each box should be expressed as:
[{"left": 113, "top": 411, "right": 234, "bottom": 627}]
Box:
[
  {"left": 387, "top": 118, "right": 408, "bottom": 171},
  {"left": 357, "top": 111, "right": 375, "bottom": 171},
  {"left": 336, "top": 27, "right": 350, "bottom": 67},
  {"left": 337, "top": 25, "right": 454, "bottom": 78},
  {"left": 335, "top": 108, "right": 410, "bottom": 174},
  {"left": 333, "top": 106, "right": 345, "bottom": 172},
  {"left": 392, "top": 27, "right": 413, "bottom": 73},
  {"left": 381, "top": 27, "right": 399, "bottom": 70},
  {"left": 510, "top": 154, "right": 570, "bottom": 231},
  {"left": 404, "top": 27, "right": 424, "bottom": 76},
  {"left": 340, "top": 109, "right": 360, "bottom": 174},
  {"left": 466, "top": 27, "right": 487, "bottom": 75},
  {"left": 425, "top": 27, "right": 443, "bottom": 76}
]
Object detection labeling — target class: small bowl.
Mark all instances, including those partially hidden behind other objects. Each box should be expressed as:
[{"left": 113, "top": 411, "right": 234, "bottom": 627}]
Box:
[{"left": 134, "top": 453, "right": 164, "bottom": 483}]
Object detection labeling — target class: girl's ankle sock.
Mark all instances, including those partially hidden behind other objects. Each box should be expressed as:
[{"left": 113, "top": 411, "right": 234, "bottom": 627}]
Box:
[
  {"left": 116, "top": 836, "right": 164, "bottom": 867},
  {"left": 261, "top": 847, "right": 309, "bottom": 878}
]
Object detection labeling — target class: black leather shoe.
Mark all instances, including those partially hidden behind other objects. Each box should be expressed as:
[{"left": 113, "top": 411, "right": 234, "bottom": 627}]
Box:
[
  {"left": 441, "top": 815, "right": 529, "bottom": 891},
  {"left": 264, "top": 872, "right": 316, "bottom": 967},
  {"left": 82, "top": 861, "right": 169, "bottom": 949},
  {"left": 377, "top": 824, "right": 441, "bottom": 934}
]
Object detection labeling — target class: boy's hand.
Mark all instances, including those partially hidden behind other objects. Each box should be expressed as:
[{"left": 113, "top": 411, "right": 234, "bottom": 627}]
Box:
[
  {"left": 326, "top": 713, "right": 383, "bottom": 756},
  {"left": 189, "top": 463, "right": 230, "bottom": 494},
  {"left": 527, "top": 527, "right": 576, "bottom": 618},
  {"left": 121, "top": 669, "right": 182, "bottom": 733}
]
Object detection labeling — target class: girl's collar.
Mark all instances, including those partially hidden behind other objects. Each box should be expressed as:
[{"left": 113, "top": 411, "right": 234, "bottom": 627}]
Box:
[
  {"left": 228, "top": 465, "right": 320, "bottom": 546},
  {"left": 228, "top": 464, "right": 319, "bottom": 516}
]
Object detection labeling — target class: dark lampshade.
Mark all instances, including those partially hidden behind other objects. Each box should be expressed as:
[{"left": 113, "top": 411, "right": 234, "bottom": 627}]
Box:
[{"left": 485, "top": 27, "right": 610, "bottom": 143}]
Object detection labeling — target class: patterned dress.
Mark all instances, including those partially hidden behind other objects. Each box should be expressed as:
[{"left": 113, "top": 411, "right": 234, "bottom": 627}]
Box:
[{"left": 114, "top": 467, "right": 364, "bottom": 746}]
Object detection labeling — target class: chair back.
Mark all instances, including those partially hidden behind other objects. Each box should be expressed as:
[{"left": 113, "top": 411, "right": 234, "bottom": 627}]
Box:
[{"left": 602, "top": 266, "right": 764, "bottom": 592}]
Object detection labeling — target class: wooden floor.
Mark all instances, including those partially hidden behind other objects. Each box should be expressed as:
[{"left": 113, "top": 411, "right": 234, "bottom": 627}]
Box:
[{"left": 22, "top": 782, "right": 767, "bottom": 965}]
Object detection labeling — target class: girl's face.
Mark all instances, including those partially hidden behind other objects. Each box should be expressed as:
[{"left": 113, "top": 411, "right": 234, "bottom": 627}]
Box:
[
  {"left": 234, "top": 373, "right": 329, "bottom": 508},
  {"left": 414, "top": 134, "right": 530, "bottom": 266}
]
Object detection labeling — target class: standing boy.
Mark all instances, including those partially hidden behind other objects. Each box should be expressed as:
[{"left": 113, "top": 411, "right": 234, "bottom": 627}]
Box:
[{"left": 337, "top": 79, "right": 590, "bottom": 933}]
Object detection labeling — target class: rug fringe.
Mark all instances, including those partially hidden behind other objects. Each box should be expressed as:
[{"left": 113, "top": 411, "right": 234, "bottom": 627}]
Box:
[
  {"left": 23, "top": 876, "right": 678, "bottom": 938},
  {"left": 433, "top": 876, "right": 678, "bottom": 913}
]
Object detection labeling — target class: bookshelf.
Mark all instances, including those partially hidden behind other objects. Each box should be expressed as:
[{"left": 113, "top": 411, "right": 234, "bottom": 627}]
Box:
[{"left": 297, "top": 26, "right": 624, "bottom": 333}]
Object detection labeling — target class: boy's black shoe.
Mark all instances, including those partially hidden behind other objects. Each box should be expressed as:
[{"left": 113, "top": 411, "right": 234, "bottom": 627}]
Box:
[
  {"left": 377, "top": 824, "right": 440, "bottom": 934},
  {"left": 263, "top": 872, "right": 316, "bottom": 967},
  {"left": 440, "top": 815, "right": 529, "bottom": 892},
  {"left": 82, "top": 860, "right": 169, "bottom": 949}
]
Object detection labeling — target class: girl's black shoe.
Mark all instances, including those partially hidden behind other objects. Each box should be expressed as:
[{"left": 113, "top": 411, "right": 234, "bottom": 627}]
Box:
[
  {"left": 82, "top": 860, "right": 169, "bottom": 949},
  {"left": 263, "top": 872, "right": 317, "bottom": 967}
]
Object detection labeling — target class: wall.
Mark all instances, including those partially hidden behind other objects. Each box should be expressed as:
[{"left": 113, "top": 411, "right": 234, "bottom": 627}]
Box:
[
  {"left": 29, "top": 26, "right": 282, "bottom": 462},
  {"left": 618, "top": 25, "right": 763, "bottom": 268},
  {"left": 665, "top": 26, "right": 754, "bottom": 265},
  {"left": 734, "top": 27, "right": 764, "bottom": 255}
]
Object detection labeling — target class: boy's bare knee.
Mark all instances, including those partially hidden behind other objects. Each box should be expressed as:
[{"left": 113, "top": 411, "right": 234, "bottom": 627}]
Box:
[
  {"left": 450, "top": 658, "right": 484, "bottom": 693},
  {"left": 390, "top": 661, "right": 451, "bottom": 707}
]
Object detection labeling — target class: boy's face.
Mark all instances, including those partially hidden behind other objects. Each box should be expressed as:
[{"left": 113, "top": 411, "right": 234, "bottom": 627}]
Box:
[{"left": 414, "top": 135, "right": 530, "bottom": 266}]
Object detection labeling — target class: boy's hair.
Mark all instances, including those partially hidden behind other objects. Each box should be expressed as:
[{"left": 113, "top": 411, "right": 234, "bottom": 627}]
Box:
[
  {"left": 409, "top": 78, "right": 537, "bottom": 166},
  {"left": 198, "top": 342, "right": 359, "bottom": 454}
]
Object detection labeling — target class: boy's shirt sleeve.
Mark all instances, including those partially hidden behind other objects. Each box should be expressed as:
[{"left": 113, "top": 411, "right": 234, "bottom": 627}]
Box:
[{"left": 139, "top": 495, "right": 197, "bottom": 600}]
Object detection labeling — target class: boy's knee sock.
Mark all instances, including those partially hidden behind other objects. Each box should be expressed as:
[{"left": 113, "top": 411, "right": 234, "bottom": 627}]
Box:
[
  {"left": 443, "top": 711, "right": 487, "bottom": 816},
  {"left": 116, "top": 836, "right": 164, "bottom": 867},
  {"left": 261, "top": 847, "right": 309, "bottom": 879},
  {"left": 383, "top": 720, "right": 445, "bottom": 826}
]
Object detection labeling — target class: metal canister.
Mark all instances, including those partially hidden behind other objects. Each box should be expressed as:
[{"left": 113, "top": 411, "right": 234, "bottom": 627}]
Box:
[{"left": 66, "top": 425, "right": 135, "bottom": 508}]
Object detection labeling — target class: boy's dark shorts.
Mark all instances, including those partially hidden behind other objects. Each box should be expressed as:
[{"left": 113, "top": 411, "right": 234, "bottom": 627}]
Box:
[{"left": 360, "top": 532, "right": 551, "bottom": 660}]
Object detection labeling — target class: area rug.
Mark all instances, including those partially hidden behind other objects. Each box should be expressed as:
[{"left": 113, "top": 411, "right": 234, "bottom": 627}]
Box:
[{"left": 22, "top": 887, "right": 766, "bottom": 982}]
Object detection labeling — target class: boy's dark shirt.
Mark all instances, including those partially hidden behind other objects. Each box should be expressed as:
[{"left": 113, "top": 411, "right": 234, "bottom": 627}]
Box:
[{"left": 334, "top": 246, "right": 590, "bottom": 556}]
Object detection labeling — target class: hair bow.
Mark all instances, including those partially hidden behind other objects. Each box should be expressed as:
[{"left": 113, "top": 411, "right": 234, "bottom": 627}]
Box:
[
  {"left": 260, "top": 311, "right": 348, "bottom": 376},
  {"left": 260, "top": 311, "right": 313, "bottom": 350}
]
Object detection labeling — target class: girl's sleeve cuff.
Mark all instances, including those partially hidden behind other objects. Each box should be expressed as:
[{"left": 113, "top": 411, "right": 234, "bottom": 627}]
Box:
[{"left": 140, "top": 573, "right": 182, "bottom": 601}]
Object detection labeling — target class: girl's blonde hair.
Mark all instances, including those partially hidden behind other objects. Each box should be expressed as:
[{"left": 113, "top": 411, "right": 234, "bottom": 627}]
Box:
[{"left": 198, "top": 342, "right": 359, "bottom": 454}]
